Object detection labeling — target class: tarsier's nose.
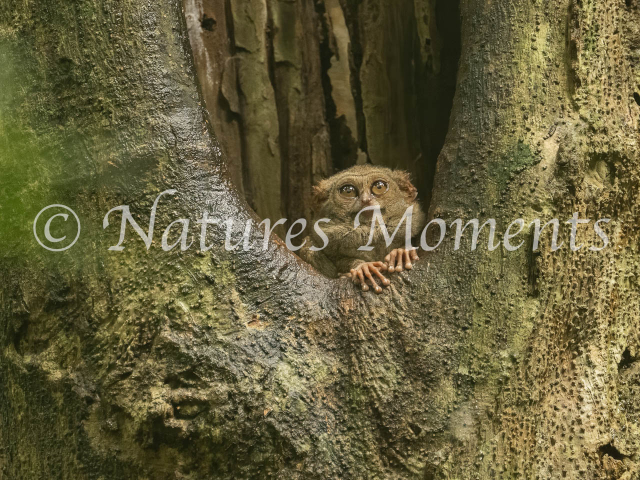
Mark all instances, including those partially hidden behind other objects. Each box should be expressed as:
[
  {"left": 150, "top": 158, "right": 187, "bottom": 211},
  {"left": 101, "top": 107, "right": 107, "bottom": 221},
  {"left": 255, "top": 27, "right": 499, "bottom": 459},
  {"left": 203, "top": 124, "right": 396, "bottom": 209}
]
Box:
[
  {"left": 358, "top": 194, "right": 379, "bottom": 218},
  {"left": 360, "top": 193, "right": 374, "bottom": 206}
]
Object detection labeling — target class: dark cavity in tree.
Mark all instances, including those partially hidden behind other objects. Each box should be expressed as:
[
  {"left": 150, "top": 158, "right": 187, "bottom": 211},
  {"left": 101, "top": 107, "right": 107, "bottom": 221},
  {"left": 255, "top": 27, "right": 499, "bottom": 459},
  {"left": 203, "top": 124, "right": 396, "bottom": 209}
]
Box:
[
  {"left": 409, "top": 422, "right": 422, "bottom": 435},
  {"left": 317, "top": 0, "right": 461, "bottom": 213},
  {"left": 618, "top": 347, "right": 637, "bottom": 371},
  {"left": 633, "top": 91, "right": 640, "bottom": 107},
  {"left": 598, "top": 443, "right": 627, "bottom": 461},
  {"left": 419, "top": 0, "right": 462, "bottom": 207},
  {"left": 201, "top": 14, "right": 216, "bottom": 32}
]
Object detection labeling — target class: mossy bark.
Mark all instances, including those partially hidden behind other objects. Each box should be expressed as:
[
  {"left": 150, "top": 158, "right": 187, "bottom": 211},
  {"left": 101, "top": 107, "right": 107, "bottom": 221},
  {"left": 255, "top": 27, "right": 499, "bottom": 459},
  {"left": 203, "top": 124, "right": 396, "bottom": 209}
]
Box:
[{"left": 1, "top": 0, "right": 640, "bottom": 479}]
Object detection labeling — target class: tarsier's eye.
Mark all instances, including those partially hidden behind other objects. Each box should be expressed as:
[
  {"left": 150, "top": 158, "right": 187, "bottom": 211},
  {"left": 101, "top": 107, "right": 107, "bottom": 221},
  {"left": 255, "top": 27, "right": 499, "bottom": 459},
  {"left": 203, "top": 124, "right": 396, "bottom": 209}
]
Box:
[
  {"left": 371, "top": 180, "right": 389, "bottom": 196},
  {"left": 339, "top": 184, "right": 358, "bottom": 198}
]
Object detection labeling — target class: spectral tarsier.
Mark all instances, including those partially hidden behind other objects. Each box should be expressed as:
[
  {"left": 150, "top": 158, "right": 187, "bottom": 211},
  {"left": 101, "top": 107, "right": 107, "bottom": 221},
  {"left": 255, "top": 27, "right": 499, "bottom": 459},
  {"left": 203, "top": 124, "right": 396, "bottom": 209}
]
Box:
[{"left": 298, "top": 165, "right": 426, "bottom": 293}]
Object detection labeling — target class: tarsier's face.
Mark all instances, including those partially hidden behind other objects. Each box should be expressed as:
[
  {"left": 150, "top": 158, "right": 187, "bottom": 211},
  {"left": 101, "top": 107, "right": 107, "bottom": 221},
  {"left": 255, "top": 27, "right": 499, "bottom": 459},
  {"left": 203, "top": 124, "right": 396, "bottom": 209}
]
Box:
[
  {"left": 313, "top": 165, "right": 418, "bottom": 225},
  {"left": 335, "top": 173, "right": 392, "bottom": 218}
]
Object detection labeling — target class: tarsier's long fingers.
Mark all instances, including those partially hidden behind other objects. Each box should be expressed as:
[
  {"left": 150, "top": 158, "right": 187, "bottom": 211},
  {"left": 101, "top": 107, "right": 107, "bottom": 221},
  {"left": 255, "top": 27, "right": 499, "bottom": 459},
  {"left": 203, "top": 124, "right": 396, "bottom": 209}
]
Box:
[
  {"left": 386, "top": 249, "right": 405, "bottom": 272},
  {"left": 385, "top": 248, "right": 420, "bottom": 272},
  {"left": 404, "top": 249, "right": 419, "bottom": 270},
  {"left": 367, "top": 262, "right": 390, "bottom": 288},
  {"left": 351, "top": 267, "right": 368, "bottom": 291},
  {"left": 385, "top": 250, "right": 398, "bottom": 272},
  {"left": 394, "top": 251, "right": 405, "bottom": 272},
  {"left": 361, "top": 264, "right": 383, "bottom": 293},
  {"left": 350, "top": 262, "right": 389, "bottom": 294}
]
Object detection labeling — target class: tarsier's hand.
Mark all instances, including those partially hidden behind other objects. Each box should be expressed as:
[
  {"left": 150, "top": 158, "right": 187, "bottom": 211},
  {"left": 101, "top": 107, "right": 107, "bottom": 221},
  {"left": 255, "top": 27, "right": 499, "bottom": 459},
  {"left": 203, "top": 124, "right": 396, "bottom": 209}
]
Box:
[
  {"left": 343, "top": 261, "right": 390, "bottom": 293},
  {"left": 385, "top": 248, "right": 419, "bottom": 273}
]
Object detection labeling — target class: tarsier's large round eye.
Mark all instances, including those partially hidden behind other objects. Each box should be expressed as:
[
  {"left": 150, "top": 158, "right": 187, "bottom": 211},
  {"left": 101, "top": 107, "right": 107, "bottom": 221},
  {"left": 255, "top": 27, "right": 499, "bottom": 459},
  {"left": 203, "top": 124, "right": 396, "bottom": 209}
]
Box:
[
  {"left": 339, "top": 184, "right": 358, "bottom": 198},
  {"left": 371, "top": 180, "right": 389, "bottom": 196}
]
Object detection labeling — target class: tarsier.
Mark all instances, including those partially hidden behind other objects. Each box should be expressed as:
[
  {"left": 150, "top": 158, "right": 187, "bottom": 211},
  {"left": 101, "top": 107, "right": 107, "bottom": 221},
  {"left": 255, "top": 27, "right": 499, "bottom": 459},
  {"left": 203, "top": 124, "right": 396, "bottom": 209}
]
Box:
[{"left": 299, "top": 165, "right": 426, "bottom": 293}]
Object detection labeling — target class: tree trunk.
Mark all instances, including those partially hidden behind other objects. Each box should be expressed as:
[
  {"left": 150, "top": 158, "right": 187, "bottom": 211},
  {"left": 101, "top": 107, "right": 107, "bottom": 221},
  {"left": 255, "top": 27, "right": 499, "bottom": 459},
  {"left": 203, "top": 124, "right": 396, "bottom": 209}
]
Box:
[{"left": 1, "top": 0, "right": 639, "bottom": 479}]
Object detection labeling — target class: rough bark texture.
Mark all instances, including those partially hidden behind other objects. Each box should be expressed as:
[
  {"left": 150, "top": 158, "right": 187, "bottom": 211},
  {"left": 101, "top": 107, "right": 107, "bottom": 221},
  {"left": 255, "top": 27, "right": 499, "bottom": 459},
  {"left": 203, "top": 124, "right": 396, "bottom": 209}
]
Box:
[{"left": 1, "top": 0, "right": 640, "bottom": 480}]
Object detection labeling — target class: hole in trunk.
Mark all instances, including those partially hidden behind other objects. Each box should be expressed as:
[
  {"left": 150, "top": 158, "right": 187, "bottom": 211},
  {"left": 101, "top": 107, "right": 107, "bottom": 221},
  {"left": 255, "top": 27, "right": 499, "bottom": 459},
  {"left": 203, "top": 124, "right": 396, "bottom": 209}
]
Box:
[
  {"left": 318, "top": 0, "right": 461, "bottom": 213},
  {"left": 618, "top": 347, "right": 637, "bottom": 371},
  {"left": 419, "top": 0, "right": 461, "bottom": 208},
  {"left": 187, "top": 0, "right": 461, "bottom": 245},
  {"left": 409, "top": 422, "right": 422, "bottom": 435},
  {"left": 633, "top": 92, "right": 640, "bottom": 106},
  {"left": 598, "top": 443, "right": 627, "bottom": 461},
  {"left": 200, "top": 14, "right": 216, "bottom": 32}
]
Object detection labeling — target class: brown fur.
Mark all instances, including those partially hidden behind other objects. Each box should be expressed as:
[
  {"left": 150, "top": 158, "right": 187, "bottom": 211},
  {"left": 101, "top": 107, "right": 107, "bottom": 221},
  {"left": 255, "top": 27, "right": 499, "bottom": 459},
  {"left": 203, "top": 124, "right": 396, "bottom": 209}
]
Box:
[{"left": 299, "top": 165, "right": 426, "bottom": 277}]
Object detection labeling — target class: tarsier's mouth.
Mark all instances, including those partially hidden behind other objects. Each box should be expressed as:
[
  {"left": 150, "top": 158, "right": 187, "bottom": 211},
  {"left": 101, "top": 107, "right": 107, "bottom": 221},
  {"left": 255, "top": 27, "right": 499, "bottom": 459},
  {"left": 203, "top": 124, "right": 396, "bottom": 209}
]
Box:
[{"left": 353, "top": 207, "right": 385, "bottom": 219}]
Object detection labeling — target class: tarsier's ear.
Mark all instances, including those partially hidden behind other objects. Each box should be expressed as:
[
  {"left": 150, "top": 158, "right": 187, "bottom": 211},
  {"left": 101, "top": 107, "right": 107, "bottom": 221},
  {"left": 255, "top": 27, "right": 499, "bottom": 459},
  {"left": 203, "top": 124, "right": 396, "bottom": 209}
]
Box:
[
  {"left": 394, "top": 171, "right": 418, "bottom": 202},
  {"left": 311, "top": 183, "right": 330, "bottom": 213}
]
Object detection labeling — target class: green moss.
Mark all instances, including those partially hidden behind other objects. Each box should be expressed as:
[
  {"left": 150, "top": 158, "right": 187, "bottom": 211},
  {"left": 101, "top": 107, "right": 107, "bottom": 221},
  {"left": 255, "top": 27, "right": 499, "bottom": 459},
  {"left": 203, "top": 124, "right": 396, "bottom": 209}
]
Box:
[{"left": 489, "top": 141, "right": 538, "bottom": 195}]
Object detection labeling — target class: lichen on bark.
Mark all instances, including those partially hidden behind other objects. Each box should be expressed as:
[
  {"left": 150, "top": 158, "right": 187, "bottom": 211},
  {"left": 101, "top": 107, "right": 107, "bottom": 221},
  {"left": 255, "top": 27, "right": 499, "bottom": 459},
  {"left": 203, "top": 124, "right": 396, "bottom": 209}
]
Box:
[{"left": 1, "top": 0, "right": 640, "bottom": 479}]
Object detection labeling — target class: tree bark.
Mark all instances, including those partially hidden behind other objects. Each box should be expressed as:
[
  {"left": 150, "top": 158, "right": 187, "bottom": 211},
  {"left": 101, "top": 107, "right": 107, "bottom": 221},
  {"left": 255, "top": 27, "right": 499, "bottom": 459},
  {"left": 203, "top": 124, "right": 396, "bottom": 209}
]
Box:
[{"left": 1, "top": 0, "right": 640, "bottom": 480}]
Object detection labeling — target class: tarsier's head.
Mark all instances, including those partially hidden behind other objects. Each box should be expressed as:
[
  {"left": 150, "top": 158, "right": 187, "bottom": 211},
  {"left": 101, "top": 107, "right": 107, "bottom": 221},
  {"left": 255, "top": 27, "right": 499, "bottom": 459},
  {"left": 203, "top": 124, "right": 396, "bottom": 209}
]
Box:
[{"left": 312, "top": 165, "right": 420, "bottom": 225}]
